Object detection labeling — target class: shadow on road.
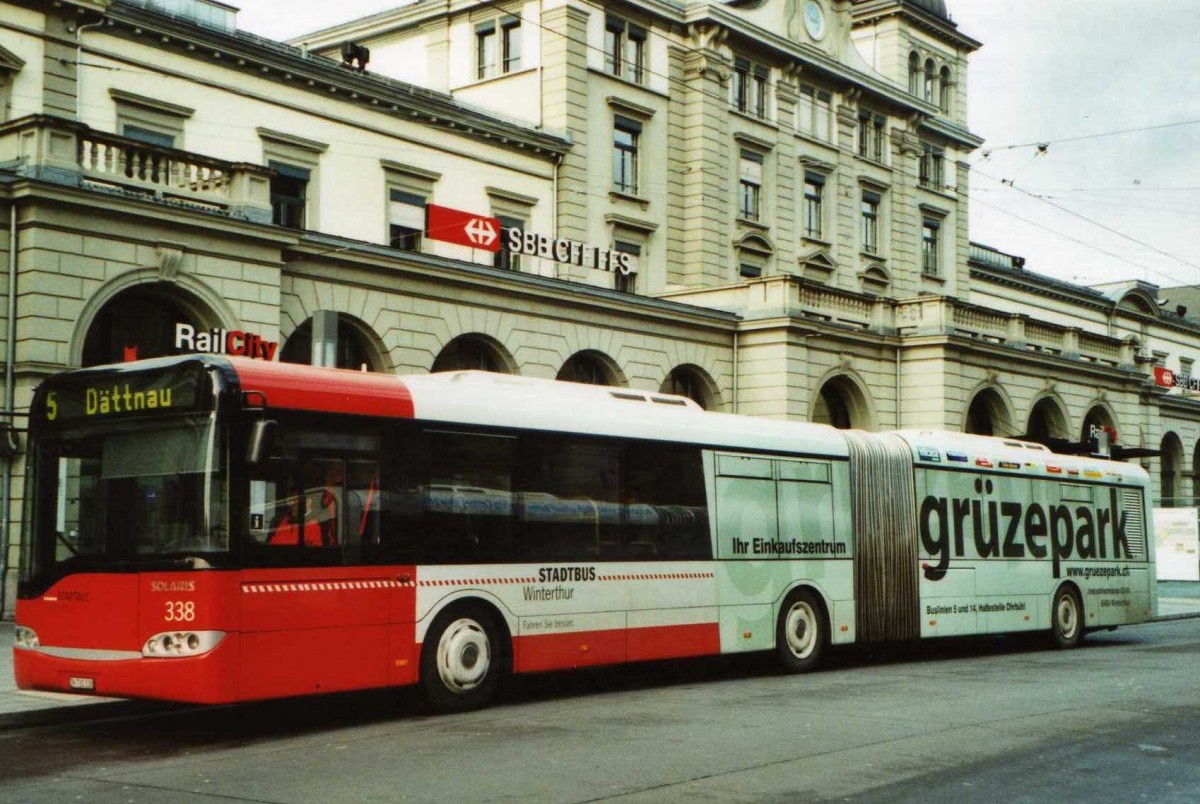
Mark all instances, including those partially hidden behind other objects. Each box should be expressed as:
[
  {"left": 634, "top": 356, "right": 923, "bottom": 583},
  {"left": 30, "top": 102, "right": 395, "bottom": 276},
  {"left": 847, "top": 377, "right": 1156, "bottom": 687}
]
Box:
[{"left": 0, "top": 625, "right": 1152, "bottom": 782}]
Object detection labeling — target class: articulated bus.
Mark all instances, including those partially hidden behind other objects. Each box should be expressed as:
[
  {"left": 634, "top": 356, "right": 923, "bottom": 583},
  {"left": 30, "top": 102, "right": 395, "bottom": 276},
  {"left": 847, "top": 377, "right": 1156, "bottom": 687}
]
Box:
[{"left": 14, "top": 356, "right": 1155, "bottom": 711}]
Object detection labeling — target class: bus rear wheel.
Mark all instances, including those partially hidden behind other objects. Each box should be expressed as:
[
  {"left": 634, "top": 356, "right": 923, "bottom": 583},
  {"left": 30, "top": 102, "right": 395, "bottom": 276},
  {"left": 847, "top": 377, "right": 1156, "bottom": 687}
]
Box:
[
  {"left": 420, "top": 603, "right": 505, "bottom": 712},
  {"left": 1051, "top": 586, "right": 1084, "bottom": 649},
  {"left": 776, "top": 590, "right": 826, "bottom": 673}
]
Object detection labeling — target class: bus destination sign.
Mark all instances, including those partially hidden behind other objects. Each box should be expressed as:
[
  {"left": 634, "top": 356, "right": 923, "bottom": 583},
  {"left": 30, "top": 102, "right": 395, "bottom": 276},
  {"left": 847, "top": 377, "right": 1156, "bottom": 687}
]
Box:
[{"left": 39, "top": 364, "right": 203, "bottom": 424}]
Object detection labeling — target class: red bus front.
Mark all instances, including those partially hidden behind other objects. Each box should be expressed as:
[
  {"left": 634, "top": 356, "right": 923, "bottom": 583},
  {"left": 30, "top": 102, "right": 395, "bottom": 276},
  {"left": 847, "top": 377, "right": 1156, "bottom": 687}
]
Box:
[{"left": 14, "top": 357, "right": 419, "bottom": 703}]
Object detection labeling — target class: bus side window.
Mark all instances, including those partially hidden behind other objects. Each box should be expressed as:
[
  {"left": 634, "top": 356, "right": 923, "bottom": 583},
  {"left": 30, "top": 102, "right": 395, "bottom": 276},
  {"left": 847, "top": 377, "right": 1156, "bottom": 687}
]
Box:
[{"left": 346, "top": 460, "right": 380, "bottom": 546}]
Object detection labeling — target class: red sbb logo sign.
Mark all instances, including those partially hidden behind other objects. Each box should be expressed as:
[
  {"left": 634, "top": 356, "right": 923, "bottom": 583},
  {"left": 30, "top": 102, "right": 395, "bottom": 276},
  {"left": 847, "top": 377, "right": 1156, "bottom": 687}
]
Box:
[
  {"left": 426, "top": 204, "right": 501, "bottom": 252},
  {"left": 1155, "top": 366, "right": 1200, "bottom": 392}
]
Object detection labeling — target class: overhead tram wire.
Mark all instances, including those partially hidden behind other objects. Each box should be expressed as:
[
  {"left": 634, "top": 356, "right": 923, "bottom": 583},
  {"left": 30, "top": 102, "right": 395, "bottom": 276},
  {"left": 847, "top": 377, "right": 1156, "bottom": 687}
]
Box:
[
  {"left": 978, "top": 118, "right": 1200, "bottom": 154},
  {"left": 971, "top": 172, "right": 1200, "bottom": 289},
  {"left": 967, "top": 193, "right": 1167, "bottom": 281}
]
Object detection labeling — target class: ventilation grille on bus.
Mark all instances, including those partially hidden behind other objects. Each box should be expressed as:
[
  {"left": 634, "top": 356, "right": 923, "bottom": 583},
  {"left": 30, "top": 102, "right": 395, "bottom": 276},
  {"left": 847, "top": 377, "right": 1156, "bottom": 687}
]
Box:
[
  {"left": 609, "top": 391, "right": 691, "bottom": 407},
  {"left": 1121, "top": 488, "right": 1147, "bottom": 560}
]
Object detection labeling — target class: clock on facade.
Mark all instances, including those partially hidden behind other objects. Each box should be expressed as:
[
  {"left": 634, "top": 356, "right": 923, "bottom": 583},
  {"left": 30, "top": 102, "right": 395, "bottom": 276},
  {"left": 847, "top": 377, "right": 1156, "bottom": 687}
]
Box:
[{"left": 803, "top": 0, "right": 826, "bottom": 40}]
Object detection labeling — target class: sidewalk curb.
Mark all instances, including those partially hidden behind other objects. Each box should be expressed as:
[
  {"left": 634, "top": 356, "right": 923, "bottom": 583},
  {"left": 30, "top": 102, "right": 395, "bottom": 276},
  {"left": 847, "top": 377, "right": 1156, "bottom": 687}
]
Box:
[
  {"left": 1151, "top": 611, "right": 1200, "bottom": 623},
  {"left": 0, "top": 699, "right": 167, "bottom": 731}
]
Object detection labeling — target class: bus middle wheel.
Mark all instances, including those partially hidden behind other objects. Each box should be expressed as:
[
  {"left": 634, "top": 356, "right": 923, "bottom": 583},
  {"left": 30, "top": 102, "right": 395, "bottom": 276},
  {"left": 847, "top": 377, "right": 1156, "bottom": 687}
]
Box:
[{"left": 776, "top": 589, "right": 826, "bottom": 673}]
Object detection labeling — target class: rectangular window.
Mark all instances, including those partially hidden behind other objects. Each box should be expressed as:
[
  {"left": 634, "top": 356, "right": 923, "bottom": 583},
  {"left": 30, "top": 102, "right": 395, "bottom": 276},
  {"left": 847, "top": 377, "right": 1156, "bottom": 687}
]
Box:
[
  {"left": 614, "top": 241, "right": 639, "bottom": 294},
  {"left": 804, "top": 172, "right": 825, "bottom": 240},
  {"left": 613, "top": 115, "right": 641, "bottom": 195},
  {"left": 797, "top": 84, "right": 833, "bottom": 142},
  {"left": 501, "top": 16, "right": 522, "bottom": 73},
  {"left": 861, "top": 190, "right": 880, "bottom": 254},
  {"left": 269, "top": 161, "right": 309, "bottom": 229},
  {"left": 494, "top": 214, "right": 525, "bottom": 271},
  {"left": 858, "top": 111, "right": 886, "bottom": 162},
  {"left": 733, "top": 57, "right": 768, "bottom": 118},
  {"left": 920, "top": 144, "right": 945, "bottom": 189},
  {"left": 738, "top": 150, "right": 763, "bottom": 222},
  {"left": 373, "top": 428, "right": 710, "bottom": 564},
  {"left": 605, "top": 16, "right": 646, "bottom": 84},
  {"left": 122, "top": 125, "right": 175, "bottom": 149},
  {"left": 389, "top": 189, "right": 425, "bottom": 252},
  {"left": 476, "top": 21, "right": 497, "bottom": 80},
  {"left": 922, "top": 217, "right": 941, "bottom": 276}
]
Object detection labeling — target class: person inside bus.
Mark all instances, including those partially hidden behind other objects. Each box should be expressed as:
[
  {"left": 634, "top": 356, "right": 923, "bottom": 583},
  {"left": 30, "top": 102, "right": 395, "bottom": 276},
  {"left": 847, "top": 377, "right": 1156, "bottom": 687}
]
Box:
[{"left": 267, "top": 484, "right": 325, "bottom": 546}]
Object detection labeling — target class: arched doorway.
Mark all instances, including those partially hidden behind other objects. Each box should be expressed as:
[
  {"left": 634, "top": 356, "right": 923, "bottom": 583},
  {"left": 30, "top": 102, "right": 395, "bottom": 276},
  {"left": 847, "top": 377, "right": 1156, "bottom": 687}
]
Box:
[
  {"left": 279, "top": 313, "right": 381, "bottom": 371},
  {"left": 660, "top": 365, "right": 718, "bottom": 410},
  {"left": 812, "top": 375, "right": 871, "bottom": 430},
  {"left": 1025, "top": 397, "right": 1069, "bottom": 444},
  {"left": 81, "top": 283, "right": 211, "bottom": 366},
  {"left": 557, "top": 351, "right": 619, "bottom": 386},
  {"left": 1081, "top": 405, "right": 1118, "bottom": 453},
  {"left": 432, "top": 334, "right": 514, "bottom": 374},
  {"left": 1160, "top": 432, "right": 1184, "bottom": 506},
  {"left": 964, "top": 388, "right": 1012, "bottom": 436}
]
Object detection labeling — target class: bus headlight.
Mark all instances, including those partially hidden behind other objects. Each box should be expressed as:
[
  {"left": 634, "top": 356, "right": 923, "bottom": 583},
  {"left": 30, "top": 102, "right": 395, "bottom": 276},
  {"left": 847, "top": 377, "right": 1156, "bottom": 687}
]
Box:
[
  {"left": 14, "top": 626, "right": 39, "bottom": 649},
  {"left": 142, "top": 630, "right": 225, "bottom": 658}
]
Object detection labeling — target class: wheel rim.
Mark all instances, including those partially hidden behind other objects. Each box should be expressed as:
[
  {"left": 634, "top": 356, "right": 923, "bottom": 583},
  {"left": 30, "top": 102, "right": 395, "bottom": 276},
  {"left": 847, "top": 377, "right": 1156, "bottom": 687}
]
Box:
[
  {"left": 784, "top": 601, "right": 817, "bottom": 660},
  {"left": 436, "top": 617, "right": 491, "bottom": 694},
  {"left": 1056, "top": 594, "right": 1079, "bottom": 640}
]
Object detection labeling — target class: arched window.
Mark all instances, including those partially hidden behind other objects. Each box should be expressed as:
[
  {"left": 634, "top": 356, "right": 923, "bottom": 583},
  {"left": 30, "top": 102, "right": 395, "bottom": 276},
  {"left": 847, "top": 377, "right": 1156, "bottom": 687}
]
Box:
[
  {"left": 557, "top": 352, "right": 616, "bottom": 386},
  {"left": 939, "top": 65, "right": 952, "bottom": 112},
  {"left": 432, "top": 334, "right": 512, "bottom": 373},
  {"left": 908, "top": 51, "right": 921, "bottom": 95},
  {"left": 82, "top": 284, "right": 208, "bottom": 366},
  {"left": 660, "top": 365, "right": 716, "bottom": 410},
  {"left": 924, "top": 59, "right": 936, "bottom": 103},
  {"left": 279, "top": 314, "right": 377, "bottom": 371}
]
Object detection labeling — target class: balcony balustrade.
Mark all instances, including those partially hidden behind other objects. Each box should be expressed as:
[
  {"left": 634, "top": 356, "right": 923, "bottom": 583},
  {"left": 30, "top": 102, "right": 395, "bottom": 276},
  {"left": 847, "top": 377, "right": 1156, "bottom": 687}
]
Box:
[{"left": 0, "top": 114, "right": 272, "bottom": 222}]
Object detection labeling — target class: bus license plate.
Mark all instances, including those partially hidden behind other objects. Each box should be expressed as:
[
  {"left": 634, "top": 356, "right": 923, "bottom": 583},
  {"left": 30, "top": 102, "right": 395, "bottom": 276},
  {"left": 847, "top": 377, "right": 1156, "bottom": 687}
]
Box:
[{"left": 68, "top": 677, "right": 95, "bottom": 691}]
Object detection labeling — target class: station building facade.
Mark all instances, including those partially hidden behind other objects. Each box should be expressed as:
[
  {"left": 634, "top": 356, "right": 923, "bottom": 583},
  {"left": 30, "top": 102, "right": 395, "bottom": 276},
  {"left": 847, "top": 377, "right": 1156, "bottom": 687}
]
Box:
[{"left": 1, "top": 0, "right": 1199, "bottom": 611}]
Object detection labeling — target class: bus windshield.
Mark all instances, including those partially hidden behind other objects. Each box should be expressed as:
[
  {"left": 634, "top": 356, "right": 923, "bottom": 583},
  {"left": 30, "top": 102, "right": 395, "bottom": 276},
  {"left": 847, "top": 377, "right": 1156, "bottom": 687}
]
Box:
[{"left": 22, "top": 413, "right": 228, "bottom": 586}]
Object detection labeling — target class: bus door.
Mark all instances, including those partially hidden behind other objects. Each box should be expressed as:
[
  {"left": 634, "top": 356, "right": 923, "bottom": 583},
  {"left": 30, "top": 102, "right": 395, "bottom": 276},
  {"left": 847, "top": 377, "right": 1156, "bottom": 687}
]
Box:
[
  {"left": 713, "top": 455, "right": 792, "bottom": 653},
  {"left": 914, "top": 466, "right": 978, "bottom": 637},
  {"left": 240, "top": 443, "right": 391, "bottom": 700}
]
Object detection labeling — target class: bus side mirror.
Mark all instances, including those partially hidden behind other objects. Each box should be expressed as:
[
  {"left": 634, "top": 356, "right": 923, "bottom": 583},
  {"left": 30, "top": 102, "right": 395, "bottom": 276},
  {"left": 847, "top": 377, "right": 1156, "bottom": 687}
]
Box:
[{"left": 246, "top": 420, "right": 277, "bottom": 466}]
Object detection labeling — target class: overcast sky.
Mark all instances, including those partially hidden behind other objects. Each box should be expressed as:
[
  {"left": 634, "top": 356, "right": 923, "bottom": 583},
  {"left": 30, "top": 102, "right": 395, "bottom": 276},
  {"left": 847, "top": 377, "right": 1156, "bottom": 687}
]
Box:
[{"left": 233, "top": 0, "right": 1200, "bottom": 292}]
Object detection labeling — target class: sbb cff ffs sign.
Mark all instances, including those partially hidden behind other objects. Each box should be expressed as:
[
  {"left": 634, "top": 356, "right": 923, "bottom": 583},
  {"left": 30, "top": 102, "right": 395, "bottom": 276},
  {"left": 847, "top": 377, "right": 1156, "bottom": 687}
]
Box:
[
  {"left": 1155, "top": 367, "right": 1200, "bottom": 392},
  {"left": 424, "top": 204, "right": 637, "bottom": 275}
]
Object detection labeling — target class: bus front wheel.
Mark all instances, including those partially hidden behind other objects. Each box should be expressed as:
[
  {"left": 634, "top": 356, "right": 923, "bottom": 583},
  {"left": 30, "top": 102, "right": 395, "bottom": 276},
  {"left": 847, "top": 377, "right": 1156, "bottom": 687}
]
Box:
[
  {"left": 420, "top": 603, "right": 505, "bottom": 712},
  {"left": 776, "top": 589, "right": 826, "bottom": 673},
  {"left": 1051, "top": 586, "right": 1084, "bottom": 649}
]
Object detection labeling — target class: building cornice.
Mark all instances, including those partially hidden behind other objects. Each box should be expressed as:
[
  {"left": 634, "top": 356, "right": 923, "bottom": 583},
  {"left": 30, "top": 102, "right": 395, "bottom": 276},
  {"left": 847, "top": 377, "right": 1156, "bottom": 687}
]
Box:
[
  {"left": 291, "top": 233, "right": 741, "bottom": 331},
  {"left": 971, "top": 262, "right": 1200, "bottom": 339},
  {"left": 102, "top": 2, "right": 572, "bottom": 158}
]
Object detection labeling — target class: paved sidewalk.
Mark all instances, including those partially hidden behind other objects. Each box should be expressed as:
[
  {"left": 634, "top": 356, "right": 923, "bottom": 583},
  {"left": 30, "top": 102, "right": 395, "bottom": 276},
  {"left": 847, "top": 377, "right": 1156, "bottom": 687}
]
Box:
[{"left": 3, "top": 581, "right": 1199, "bottom": 729}]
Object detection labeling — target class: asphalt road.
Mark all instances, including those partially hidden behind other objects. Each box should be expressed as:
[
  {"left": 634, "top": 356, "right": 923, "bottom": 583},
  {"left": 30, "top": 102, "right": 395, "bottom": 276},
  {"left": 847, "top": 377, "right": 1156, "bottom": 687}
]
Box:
[{"left": 2, "top": 619, "right": 1198, "bottom": 803}]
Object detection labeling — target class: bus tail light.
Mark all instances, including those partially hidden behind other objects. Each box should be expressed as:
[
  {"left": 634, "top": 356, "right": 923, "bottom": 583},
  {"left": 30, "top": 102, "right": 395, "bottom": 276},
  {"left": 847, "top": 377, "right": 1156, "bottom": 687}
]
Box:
[
  {"left": 142, "top": 630, "right": 226, "bottom": 658},
  {"left": 14, "top": 626, "right": 39, "bottom": 649}
]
